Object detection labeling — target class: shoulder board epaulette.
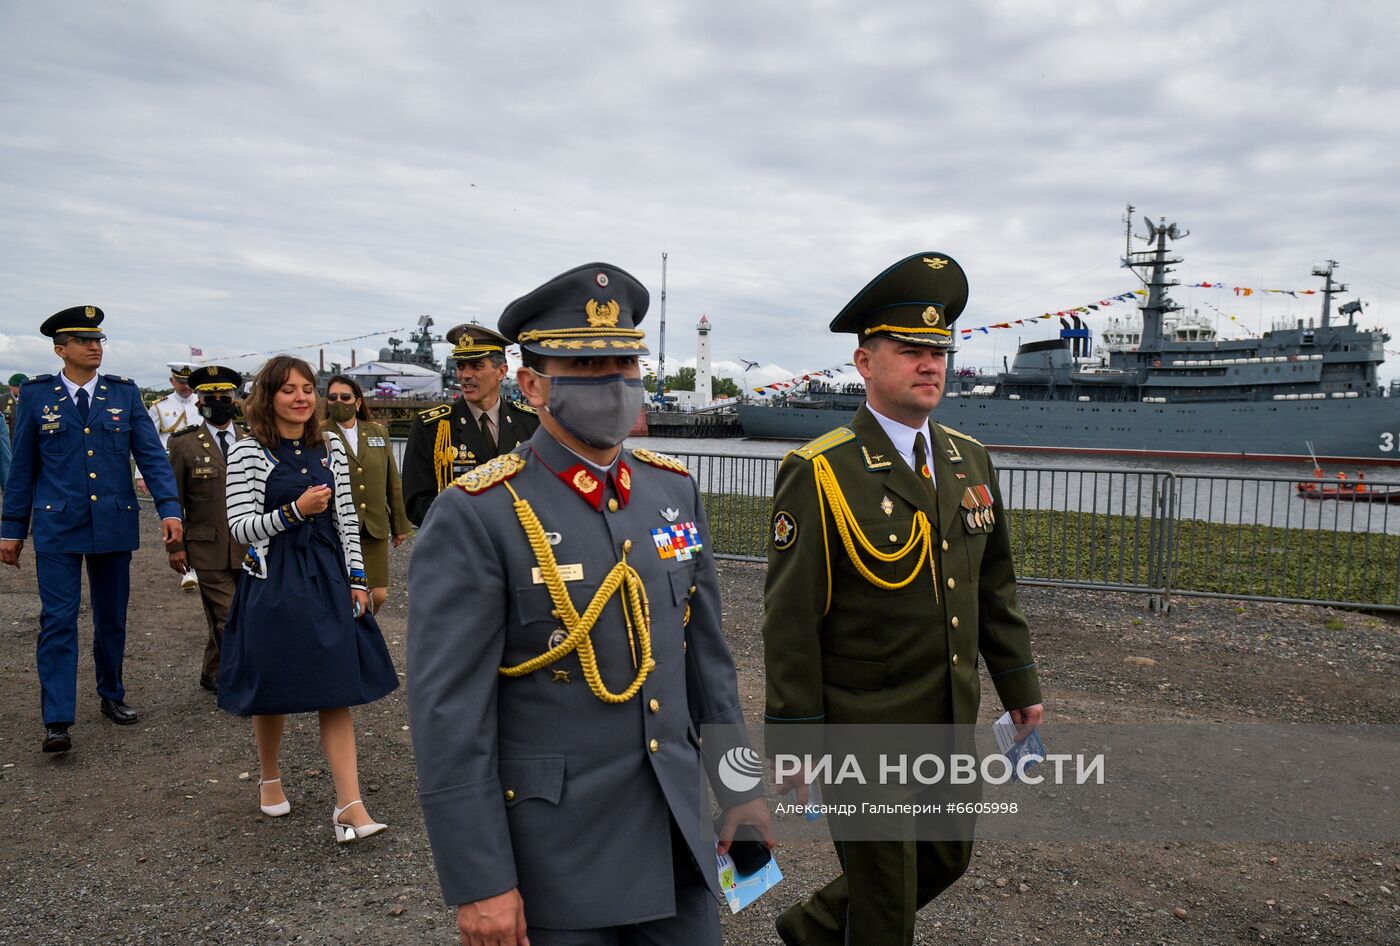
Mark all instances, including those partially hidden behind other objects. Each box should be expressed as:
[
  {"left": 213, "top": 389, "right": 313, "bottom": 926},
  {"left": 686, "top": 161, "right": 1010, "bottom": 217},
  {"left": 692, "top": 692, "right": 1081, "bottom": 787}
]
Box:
[
  {"left": 170, "top": 425, "right": 202, "bottom": 438},
  {"left": 791, "top": 427, "right": 855, "bottom": 460},
  {"left": 23, "top": 375, "right": 53, "bottom": 385},
  {"left": 101, "top": 373, "right": 135, "bottom": 385},
  {"left": 631, "top": 447, "right": 690, "bottom": 476},
  {"left": 938, "top": 423, "right": 982, "bottom": 446},
  {"left": 455, "top": 453, "right": 527, "bottom": 494},
  {"left": 510, "top": 398, "right": 537, "bottom": 415},
  {"left": 417, "top": 403, "right": 452, "bottom": 422}
]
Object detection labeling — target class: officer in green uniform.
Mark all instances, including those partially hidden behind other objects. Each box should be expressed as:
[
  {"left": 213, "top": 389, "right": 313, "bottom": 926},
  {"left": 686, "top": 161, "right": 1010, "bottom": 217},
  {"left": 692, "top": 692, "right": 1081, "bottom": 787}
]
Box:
[
  {"left": 762, "top": 253, "right": 1045, "bottom": 946},
  {"left": 401, "top": 322, "right": 539, "bottom": 526},
  {"left": 2, "top": 373, "right": 26, "bottom": 430}
]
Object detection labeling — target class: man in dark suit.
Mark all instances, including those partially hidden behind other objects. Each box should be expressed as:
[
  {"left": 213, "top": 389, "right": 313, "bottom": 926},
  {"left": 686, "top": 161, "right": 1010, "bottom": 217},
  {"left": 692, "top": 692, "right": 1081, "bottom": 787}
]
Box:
[
  {"left": 762, "top": 254, "right": 1045, "bottom": 945},
  {"left": 0, "top": 307, "right": 184, "bottom": 753},
  {"left": 401, "top": 323, "right": 539, "bottom": 525},
  {"left": 165, "top": 365, "right": 245, "bottom": 694}
]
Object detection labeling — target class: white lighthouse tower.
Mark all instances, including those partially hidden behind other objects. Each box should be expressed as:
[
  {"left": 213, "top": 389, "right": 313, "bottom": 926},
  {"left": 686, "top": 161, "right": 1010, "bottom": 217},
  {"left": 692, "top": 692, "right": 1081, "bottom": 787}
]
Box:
[{"left": 696, "top": 314, "right": 712, "bottom": 404}]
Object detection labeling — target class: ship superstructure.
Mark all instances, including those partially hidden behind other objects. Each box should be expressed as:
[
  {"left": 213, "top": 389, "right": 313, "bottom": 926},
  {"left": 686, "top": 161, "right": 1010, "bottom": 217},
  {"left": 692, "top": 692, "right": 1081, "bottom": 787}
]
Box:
[{"left": 739, "top": 211, "right": 1400, "bottom": 463}]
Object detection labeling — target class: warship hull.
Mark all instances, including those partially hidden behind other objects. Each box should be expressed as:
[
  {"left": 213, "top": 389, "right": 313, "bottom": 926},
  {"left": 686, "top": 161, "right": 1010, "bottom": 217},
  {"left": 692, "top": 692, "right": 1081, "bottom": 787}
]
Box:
[{"left": 738, "top": 396, "right": 1400, "bottom": 465}]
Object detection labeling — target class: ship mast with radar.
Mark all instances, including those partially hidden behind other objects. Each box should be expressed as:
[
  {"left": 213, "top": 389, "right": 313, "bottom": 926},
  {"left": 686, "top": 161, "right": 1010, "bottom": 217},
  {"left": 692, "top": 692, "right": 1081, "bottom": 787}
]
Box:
[
  {"left": 1313, "top": 259, "right": 1346, "bottom": 331},
  {"left": 1122, "top": 204, "right": 1188, "bottom": 352}
]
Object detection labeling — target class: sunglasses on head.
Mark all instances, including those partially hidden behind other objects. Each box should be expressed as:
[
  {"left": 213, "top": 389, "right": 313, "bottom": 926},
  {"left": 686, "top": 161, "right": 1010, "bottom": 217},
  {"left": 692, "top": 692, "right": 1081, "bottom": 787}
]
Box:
[{"left": 325, "top": 392, "right": 358, "bottom": 402}]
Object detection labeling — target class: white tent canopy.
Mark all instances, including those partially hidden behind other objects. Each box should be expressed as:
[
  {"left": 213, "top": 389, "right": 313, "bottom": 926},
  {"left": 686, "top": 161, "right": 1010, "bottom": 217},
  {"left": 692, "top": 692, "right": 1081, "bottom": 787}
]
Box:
[{"left": 343, "top": 361, "right": 443, "bottom": 398}]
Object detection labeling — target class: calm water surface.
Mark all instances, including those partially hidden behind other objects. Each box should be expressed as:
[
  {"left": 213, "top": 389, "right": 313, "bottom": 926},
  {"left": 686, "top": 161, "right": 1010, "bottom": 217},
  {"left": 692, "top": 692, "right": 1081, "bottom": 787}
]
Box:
[{"left": 395, "top": 435, "right": 1400, "bottom": 534}]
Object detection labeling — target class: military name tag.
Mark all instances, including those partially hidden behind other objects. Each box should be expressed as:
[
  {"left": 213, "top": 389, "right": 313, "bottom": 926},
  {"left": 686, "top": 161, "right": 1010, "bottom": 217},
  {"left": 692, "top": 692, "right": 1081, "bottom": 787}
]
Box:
[
  {"left": 533, "top": 563, "right": 583, "bottom": 583},
  {"left": 193, "top": 467, "right": 216, "bottom": 477},
  {"left": 41, "top": 421, "right": 61, "bottom": 431}
]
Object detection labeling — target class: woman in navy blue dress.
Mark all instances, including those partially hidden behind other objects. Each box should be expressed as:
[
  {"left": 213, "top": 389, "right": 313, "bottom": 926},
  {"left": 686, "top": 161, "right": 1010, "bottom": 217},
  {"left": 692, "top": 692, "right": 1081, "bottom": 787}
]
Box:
[{"left": 220, "top": 356, "right": 397, "bottom": 843}]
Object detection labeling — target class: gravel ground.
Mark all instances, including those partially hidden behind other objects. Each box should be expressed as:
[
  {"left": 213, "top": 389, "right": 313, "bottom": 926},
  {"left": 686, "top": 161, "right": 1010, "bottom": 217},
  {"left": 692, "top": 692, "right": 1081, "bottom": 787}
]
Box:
[{"left": 1, "top": 516, "right": 1397, "bottom": 946}]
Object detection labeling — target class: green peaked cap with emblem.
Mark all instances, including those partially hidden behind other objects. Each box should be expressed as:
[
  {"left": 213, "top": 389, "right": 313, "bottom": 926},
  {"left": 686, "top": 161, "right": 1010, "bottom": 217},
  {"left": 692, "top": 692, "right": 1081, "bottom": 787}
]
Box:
[{"left": 829, "top": 252, "right": 968, "bottom": 349}]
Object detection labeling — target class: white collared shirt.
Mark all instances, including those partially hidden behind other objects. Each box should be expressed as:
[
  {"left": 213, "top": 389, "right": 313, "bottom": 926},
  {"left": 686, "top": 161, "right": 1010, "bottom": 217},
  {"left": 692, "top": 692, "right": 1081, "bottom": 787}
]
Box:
[
  {"left": 59, "top": 370, "right": 98, "bottom": 404},
  {"left": 558, "top": 440, "right": 616, "bottom": 476},
  {"left": 206, "top": 420, "right": 235, "bottom": 448},
  {"left": 867, "top": 404, "right": 934, "bottom": 487}
]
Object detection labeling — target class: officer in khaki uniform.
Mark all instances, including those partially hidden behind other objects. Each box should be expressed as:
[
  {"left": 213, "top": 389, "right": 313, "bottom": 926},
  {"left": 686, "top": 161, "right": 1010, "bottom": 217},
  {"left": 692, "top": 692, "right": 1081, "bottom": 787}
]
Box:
[
  {"left": 762, "top": 253, "right": 1045, "bottom": 946},
  {"left": 165, "top": 365, "right": 247, "bottom": 693},
  {"left": 407, "top": 263, "right": 772, "bottom": 945},
  {"left": 325, "top": 373, "right": 410, "bottom": 614},
  {"left": 401, "top": 323, "right": 539, "bottom": 526}
]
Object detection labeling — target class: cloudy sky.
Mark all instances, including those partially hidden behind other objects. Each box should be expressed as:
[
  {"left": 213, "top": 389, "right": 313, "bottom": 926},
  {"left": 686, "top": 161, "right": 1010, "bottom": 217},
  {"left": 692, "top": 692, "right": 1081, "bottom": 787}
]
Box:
[{"left": 2, "top": 1, "right": 1397, "bottom": 389}]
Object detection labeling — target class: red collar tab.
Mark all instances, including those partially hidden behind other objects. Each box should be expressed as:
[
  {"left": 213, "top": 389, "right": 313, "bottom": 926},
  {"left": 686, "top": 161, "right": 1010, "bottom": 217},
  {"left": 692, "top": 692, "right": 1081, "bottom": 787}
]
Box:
[
  {"left": 613, "top": 460, "right": 632, "bottom": 507},
  {"left": 559, "top": 464, "right": 605, "bottom": 510}
]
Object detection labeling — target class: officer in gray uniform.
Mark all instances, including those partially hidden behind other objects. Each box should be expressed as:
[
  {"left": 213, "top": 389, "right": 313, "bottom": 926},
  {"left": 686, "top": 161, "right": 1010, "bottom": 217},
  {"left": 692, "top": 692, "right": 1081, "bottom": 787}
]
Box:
[{"left": 407, "top": 263, "right": 772, "bottom": 946}]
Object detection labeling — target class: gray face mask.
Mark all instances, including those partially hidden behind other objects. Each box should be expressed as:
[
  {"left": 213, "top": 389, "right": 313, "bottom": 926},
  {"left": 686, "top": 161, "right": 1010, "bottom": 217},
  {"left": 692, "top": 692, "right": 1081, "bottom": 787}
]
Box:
[{"left": 537, "top": 371, "right": 646, "bottom": 449}]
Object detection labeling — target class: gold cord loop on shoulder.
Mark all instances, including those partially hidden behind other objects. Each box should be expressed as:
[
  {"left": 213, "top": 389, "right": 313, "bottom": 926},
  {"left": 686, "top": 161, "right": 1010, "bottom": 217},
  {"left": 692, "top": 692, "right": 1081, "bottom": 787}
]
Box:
[{"left": 810, "top": 455, "right": 937, "bottom": 611}]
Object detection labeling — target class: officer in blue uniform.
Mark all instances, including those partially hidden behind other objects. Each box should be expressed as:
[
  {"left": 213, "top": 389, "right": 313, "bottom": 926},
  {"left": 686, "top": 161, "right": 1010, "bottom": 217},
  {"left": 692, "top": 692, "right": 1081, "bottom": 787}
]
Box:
[{"left": 0, "top": 306, "right": 184, "bottom": 753}]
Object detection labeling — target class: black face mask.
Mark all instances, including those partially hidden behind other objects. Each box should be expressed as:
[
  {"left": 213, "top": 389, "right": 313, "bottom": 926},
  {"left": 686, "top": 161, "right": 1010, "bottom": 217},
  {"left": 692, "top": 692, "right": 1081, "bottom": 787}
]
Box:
[{"left": 200, "top": 400, "right": 238, "bottom": 425}]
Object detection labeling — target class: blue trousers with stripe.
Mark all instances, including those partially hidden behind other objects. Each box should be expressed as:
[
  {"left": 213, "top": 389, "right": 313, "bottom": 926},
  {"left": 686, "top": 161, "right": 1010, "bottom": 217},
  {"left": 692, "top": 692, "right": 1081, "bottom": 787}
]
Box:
[{"left": 35, "top": 550, "right": 132, "bottom": 726}]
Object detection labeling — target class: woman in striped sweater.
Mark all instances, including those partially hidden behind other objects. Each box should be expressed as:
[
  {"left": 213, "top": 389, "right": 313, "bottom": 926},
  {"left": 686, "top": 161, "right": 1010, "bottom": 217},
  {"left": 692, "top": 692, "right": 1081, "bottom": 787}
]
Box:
[{"left": 220, "top": 355, "right": 397, "bottom": 843}]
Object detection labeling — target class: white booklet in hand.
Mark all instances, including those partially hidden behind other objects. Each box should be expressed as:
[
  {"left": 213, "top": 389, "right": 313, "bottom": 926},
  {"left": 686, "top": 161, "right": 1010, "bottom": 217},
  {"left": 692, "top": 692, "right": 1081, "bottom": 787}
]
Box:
[{"left": 993, "top": 711, "right": 1046, "bottom": 782}]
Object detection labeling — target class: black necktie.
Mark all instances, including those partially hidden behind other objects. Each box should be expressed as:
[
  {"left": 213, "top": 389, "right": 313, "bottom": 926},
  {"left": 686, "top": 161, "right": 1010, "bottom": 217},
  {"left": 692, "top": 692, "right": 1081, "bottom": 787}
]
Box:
[
  {"left": 75, "top": 387, "right": 89, "bottom": 419},
  {"left": 218, "top": 430, "right": 230, "bottom": 459},
  {"left": 479, "top": 413, "right": 497, "bottom": 459}
]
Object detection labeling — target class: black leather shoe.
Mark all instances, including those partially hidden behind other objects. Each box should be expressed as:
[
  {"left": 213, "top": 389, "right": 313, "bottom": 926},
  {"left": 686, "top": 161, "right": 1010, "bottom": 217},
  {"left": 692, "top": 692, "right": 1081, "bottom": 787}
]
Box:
[
  {"left": 43, "top": 727, "right": 72, "bottom": 753},
  {"left": 100, "top": 698, "right": 138, "bottom": 725},
  {"left": 198, "top": 676, "right": 218, "bottom": 694}
]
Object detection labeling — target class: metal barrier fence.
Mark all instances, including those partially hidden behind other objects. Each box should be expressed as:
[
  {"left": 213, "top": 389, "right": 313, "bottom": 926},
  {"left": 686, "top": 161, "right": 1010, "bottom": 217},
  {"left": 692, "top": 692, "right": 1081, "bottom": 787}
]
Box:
[{"left": 661, "top": 450, "right": 1400, "bottom": 612}]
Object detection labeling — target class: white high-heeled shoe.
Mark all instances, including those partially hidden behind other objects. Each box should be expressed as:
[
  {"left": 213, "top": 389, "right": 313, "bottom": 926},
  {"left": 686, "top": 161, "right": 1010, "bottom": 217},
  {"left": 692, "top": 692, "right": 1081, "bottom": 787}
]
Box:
[
  {"left": 259, "top": 777, "right": 291, "bottom": 817},
  {"left": 333, "top": 799, "right": 387, "bottom": 844}
]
